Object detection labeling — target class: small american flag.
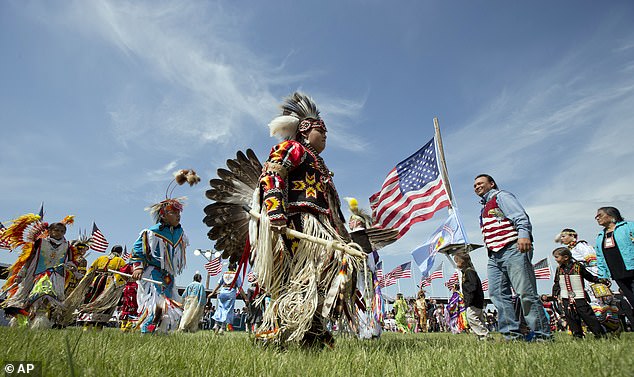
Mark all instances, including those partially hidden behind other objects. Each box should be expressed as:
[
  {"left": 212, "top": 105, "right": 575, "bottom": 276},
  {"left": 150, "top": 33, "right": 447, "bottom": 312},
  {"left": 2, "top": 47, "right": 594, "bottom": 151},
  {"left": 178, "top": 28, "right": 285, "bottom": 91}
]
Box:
[
  {"left": 533, "top": 258, "right": 551, "bottom": 280},
  {"left": 247, "top": 270, "right": 257, "bottom": 283},
  {"left": 370, "top": 137, "right": 451, "bottom": 238},
  {"left": 380, "top": 273, "right": 397, "bottom": 288},
  {"left": 481, "top": 279, "right": 489, "bottom": 292},
  {"left": 0, "top": 222, "right": 11, "bottom": 250},
  {"left": 444, "top": 271, "right": 459, "bottom": 288},
  {"left": 429, "top": 263, "right": 444, "bottom": 280},
  {"left": 387, "top": 261, "right": 412, "bottom": 280},
  {"left": 122, "top": 245, "right": 131, "bottom": 260},
  {"left": 376, "top": 261, "right": 384, "bottom": 281},
  {"left": 205, "top": 256, "right": 222, "bottom": 276},
  {"left": 90, "top": 222, "right": 109, "bottom": 252},
  {"left": 420, "top": 276, "right": 432, "bottom": 287}
]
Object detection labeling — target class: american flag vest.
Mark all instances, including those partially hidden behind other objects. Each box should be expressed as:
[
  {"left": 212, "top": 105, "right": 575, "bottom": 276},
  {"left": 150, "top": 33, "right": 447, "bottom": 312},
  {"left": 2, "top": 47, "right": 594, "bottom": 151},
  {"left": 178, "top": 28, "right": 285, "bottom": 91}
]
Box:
[{"left": 480, "top": 193, "right": 519, "bottom": 252}]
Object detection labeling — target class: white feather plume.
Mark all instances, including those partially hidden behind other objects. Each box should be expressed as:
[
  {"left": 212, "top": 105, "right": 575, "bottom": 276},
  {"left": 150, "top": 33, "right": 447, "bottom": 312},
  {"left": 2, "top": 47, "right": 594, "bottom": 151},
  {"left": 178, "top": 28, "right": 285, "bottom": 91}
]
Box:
[{"left": 268, "top": 115, "right": 299, "bottom": 140}]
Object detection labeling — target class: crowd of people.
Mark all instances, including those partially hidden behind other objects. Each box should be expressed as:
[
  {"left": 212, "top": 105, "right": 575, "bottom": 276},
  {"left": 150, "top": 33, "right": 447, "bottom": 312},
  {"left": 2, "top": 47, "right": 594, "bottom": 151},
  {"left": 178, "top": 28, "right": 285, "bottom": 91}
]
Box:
[{"left": 0, "top": 92, "right": 633, "bottom": 350}]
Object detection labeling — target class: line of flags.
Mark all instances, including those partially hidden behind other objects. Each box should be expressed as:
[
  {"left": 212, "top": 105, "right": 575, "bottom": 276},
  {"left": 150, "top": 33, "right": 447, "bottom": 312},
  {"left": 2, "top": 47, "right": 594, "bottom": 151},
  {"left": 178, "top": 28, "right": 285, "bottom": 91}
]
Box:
[
  {"left": 378, "top": 261, "right": 412, "bottom": 288},
  {"left": 387, "top": 257, "right": 551, "bottom": 293}
]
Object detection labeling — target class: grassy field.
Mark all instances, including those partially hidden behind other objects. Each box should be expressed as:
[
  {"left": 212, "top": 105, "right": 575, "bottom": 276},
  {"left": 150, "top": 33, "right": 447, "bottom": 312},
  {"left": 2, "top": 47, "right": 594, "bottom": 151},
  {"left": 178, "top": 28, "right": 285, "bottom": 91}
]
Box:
[{"left": 1, "top": 327, "right": 632, "bottom": 377}]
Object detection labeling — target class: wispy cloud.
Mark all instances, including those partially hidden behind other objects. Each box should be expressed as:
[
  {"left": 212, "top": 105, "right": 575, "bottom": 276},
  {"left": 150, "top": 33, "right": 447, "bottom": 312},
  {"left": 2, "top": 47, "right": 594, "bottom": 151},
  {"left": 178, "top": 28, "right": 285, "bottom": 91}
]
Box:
[
  {"left": 37, "top": 0, "right": 369, "bottom": 154},
  {"left": 145, "top": 160, "right": 178, "bottom": 182},
  {"left": 447, "top": 30, "right": 634, "bottom": 181}
]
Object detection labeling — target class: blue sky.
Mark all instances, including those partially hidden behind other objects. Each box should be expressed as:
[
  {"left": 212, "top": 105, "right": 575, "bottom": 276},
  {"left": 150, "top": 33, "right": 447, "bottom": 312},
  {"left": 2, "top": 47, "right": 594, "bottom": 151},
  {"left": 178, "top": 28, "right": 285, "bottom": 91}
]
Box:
[{"left": 1, "top": 1, "right": 633, "bottom": 299}]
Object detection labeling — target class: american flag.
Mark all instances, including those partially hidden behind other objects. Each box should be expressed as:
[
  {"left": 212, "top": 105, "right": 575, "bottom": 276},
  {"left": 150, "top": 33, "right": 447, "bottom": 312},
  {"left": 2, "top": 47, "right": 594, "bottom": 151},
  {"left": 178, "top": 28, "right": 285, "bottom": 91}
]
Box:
[
  {"left": 247, "top": 270, "right": 257, "bottom": 283},
  {"left": 420, "top": 276, "right": 432, "bottom": 287},
  {"left": 370, "top": 137, "right": 451, "bottom": 238},
  {"left": 205, "top": 256, "right": 222, "bottom": 276},
  {"left": 429, "top": 262, "right": 444, "bottom": 280},
  {"left": 387, "top": 261, "right": 413, "bottom": 279},
  {"left": 376, "top": 261, "right": 384, "bottom": 282},
  {"left": 533, "top": 258, "right": 551, "bottom": 280},
  {"left": 0, "top": 222, "right": 11, "bottom": 250},
  {"left": 90, "top": 222, "right": 109, "bottom": 252},
  {"left": 122, "top": 245, "right": 131, "bottom": 260},
  {"left": 481, "top": 279, "right": 489, "bottom": 292},
  {"left": 380, "top": 273, "right": 397, "bottom": 288},
  {"left": 444, "top": 270, "right": 459, "bottom": 288}
]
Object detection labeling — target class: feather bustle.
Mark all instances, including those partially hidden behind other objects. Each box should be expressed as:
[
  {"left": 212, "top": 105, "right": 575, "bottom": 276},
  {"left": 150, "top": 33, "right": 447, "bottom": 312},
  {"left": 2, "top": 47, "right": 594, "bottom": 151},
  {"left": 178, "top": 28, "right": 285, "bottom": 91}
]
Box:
[{"left": 203, "top": 149, "right": 262, "bottom": 263}]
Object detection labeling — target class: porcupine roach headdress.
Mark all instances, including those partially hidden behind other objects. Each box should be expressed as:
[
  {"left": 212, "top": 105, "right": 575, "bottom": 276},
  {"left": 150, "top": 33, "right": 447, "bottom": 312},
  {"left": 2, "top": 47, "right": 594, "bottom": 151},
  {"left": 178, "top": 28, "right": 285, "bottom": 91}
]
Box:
[
  {"left": 146, "top": 169, "right": 201, "bottom": 223},
  {"left": 1, "top": 213, "right": 75, "bottom": 293},
  {"left": 70, "top": 231, "right": 92, "bottom": 260},
  {"left": 268, "top": 91, "right": 327, "bottom": 140}
]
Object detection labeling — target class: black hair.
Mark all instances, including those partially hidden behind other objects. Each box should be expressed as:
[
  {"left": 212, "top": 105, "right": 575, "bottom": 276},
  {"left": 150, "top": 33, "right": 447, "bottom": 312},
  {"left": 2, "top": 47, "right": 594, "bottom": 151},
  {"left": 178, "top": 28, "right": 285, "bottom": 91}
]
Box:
[
  {"left": 48, "top": 222, "right": 67, "bottom": 231},
  {"left": 552, "top": 247, "right": 572, "bottom": 259},
  {"left": 475, "top": 174, "right": 498, "bottom": 189},
  {"left": 111, "top": 245, "right": 123, "bottom": 255},
  {"left": 194, "top": 273, "right": 202, "bottom": 282},
  {"left": 597, "top": 207, "right": 624, "bottom": 222}
]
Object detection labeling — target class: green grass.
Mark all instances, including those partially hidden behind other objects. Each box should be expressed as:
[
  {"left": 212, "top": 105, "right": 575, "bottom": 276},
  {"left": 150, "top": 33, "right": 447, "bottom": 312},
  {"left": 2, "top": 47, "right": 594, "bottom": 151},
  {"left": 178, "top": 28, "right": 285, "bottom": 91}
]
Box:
[{"left": 1, "top": 328, "right": 632, "bottom": 377}]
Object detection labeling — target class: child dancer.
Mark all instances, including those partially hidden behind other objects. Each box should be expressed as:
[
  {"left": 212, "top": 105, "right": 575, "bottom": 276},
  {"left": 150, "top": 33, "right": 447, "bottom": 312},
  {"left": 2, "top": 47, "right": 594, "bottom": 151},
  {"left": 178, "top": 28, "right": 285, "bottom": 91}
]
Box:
[{"left": 552, "top": 247, "right": 608, "bottom": 338}]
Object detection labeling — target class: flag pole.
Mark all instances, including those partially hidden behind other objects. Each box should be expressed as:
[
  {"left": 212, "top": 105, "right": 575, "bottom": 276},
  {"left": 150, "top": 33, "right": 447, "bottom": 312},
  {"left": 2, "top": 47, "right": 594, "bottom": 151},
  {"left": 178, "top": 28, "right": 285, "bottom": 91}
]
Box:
[{"left": 433, "top": 117, "right": 455, "bottom": 208}]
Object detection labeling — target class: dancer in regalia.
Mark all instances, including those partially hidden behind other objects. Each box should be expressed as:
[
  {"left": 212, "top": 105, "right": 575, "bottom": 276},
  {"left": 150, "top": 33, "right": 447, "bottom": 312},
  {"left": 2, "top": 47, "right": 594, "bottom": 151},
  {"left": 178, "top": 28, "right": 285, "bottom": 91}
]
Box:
[
  {"left": 447, "top": 284, "right": 468, "bottom": 334},
  {"left": 552, "top": 247, "right": 609, "bottom": 338},
  {"left": 1, "top": 214, "right": 80, "bottom": 328},
  {"left": 76, "top": 245, "right": 127, "bottom": 329},
  {"left": 345, "top": 197, "right": 396, "bottom": 339},
  {"left": 394, "top": 293, "right": 410, "bottom": 333},
  {"left": 131, "top": 169, "right": 200, "bottom": 333},
  {"left": 64, "top": 238, "right": 90, "bottom": 297},
  {"left": 118, "top": 263, "right": 139, "bottom": 331},
  {"left": 178, "top": 272, "right": 207, "bottom": 332},
  {"left": 210, "top": 263, "right": 247, "bottom": 333},
  {"left": 414, "top": 290, "right": 428, "bottom": 333},
  {"left": 203, "top": 92, "right": 366, "bottom": 348},
  {"left": 557, "top": 228, "right": 599, "bottom": 276}
]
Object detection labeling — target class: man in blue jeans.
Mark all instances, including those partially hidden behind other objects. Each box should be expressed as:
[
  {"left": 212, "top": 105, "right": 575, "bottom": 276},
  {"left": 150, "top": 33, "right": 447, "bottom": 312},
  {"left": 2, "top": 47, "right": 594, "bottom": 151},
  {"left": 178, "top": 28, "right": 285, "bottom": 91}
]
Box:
[{"left": 474, "top": 174, "right": 552, "bottom": 341}]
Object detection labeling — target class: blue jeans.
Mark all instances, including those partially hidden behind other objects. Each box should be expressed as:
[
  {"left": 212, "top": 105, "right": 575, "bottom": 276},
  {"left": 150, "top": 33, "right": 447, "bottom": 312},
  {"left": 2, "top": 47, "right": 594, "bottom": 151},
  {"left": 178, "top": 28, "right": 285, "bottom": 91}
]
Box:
[{"left": 487, "top": 244, "right": 551, "bottom": 339}]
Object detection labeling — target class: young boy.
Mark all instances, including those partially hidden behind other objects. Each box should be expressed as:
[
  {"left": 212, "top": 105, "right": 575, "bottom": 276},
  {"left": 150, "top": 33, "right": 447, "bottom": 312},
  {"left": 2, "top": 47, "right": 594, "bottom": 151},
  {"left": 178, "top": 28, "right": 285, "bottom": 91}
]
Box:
[
  {"left": 552, "top": 247, "right": 609, "bottom": 338},
  {"left": 454, "top": 252, "right": 490, "bottom": 340}
]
